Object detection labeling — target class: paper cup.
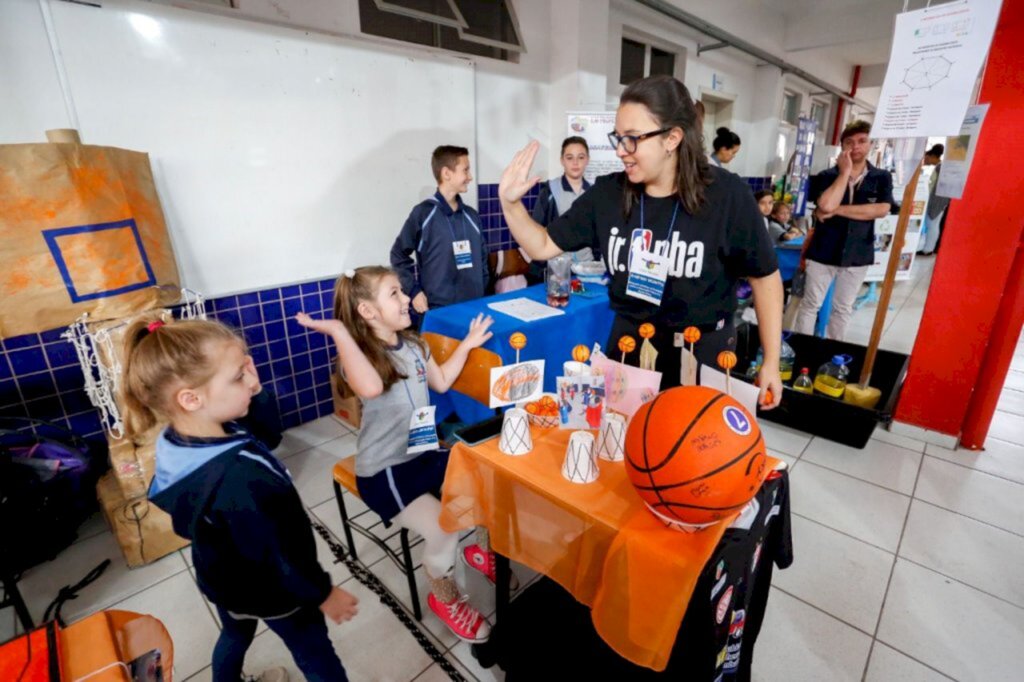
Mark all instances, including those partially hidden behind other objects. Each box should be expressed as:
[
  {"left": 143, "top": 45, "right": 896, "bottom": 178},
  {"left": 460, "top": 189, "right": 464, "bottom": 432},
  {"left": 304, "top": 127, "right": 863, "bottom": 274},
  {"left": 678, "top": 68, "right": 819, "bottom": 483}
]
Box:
[
  {"left": 562, "top": 431, "right": 599, "bottom": 484},
  {"left": 596, "top": 413, "right": 626, "bottom": 462},
  {"left": 563, "top": 360, "right": 589, "bottom": 378},
  {"left": 498, "top": 408, "right": 532, "bottom": 456}
]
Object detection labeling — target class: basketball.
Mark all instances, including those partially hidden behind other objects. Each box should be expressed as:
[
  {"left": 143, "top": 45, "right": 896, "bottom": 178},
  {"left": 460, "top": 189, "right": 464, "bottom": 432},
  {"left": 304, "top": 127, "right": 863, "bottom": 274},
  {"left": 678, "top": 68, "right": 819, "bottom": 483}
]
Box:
[
  {"left": 624, "top": 386, "right": 768, "bottom": 527},
  {"left": 683, "top": 326, "right": 701, "bottom": 344},
  {"left": 509, "top": 332, "right": 527, "bottom": 350},
  {"left": 638, "top": 323, "right": 655, "bottom": 339},
  {"left": 717, "top": 350, "right": 737, "bottom": 370},
  {"left": 572, "top": 344, "right": 591, "bottom": 362},
  {"left": 618, "top": 335, "right": 636, "bottom": 354}
]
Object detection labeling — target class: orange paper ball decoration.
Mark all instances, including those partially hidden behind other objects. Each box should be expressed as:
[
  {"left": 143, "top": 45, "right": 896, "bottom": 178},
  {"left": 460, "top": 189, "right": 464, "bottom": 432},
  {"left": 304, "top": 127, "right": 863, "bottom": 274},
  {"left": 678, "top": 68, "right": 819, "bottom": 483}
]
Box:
[
  {"left": 572, "top": 344, "right": 591, "bottom": 362},
  {"left": 683, "top": 326, "right": 701, "bottom": 344},
  {"left": 509, "top": 332, "right": 527, "bottom": 350},
  {"left": 717, "top": 351, "right": 738, "bottom": 370},
  {"left": 618, "top": 336, "right": 636, "bottom": 354},
  {"left": 638, "top": 323, "right": 655, "bottom": 339},
  {"left": 624, "top": 386, "right": 768, "bottom": 526}
]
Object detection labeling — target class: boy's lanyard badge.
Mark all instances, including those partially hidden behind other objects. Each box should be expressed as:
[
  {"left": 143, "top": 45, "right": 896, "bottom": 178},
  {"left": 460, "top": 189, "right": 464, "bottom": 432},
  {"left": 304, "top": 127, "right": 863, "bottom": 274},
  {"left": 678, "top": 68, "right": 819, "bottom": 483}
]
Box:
[
  {"left": 625, "top": 196, "right": 680, "bottom": 305},
  {"left": 437, "top": 199, "right": 474, "bottom": 271},
  {"left": 401, "top": 348, "right": 439, "bottom": 454}
]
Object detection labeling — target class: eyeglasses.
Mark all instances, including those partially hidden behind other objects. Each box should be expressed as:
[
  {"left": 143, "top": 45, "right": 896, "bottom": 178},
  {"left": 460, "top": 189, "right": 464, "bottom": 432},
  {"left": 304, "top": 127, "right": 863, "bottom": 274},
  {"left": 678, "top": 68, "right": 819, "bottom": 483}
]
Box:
[{"left": 607, "top": 127, "right": 672, "bottom": 154}]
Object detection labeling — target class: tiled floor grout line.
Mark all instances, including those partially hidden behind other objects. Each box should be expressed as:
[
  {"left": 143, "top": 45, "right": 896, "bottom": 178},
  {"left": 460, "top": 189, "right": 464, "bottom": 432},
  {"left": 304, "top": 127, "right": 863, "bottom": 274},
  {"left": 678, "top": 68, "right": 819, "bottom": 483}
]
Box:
[
  {"left": 911, "top": 496, "right": 1024, "bottom": 540},
  {"left": 896, "top": 555, "right": 1024, "bottom": 613},
  {"left": 860, "top": 446, "right": 925, "bottom": 681},
  {"left": 794, "top": 458, "right": 914, "bottom": 498},
  {"left": 922, "top": 445, "right": 1024, "bottom": 487},
  {"left": 770, "top": 585, "right": 876, "bottom": 639},
  {"left": 790, "top": 511, "right": 898, "bottom": 556}
]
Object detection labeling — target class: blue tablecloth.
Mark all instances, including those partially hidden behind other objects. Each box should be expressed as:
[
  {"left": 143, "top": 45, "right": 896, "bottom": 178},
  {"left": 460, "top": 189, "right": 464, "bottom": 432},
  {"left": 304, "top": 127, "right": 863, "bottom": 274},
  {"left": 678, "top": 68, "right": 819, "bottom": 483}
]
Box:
[{"left": 422, "top": 284, "right": 616, "bottom": 423}]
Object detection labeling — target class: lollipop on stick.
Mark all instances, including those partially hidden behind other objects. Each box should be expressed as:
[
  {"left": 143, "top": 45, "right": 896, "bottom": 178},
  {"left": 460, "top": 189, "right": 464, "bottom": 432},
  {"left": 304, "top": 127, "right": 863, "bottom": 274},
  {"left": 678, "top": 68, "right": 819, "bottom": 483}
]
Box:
[
  {"left": 509, "top": 332, "right": 527, "bottom": 364},
  {"left": 638, "top": 323, "right": 657, "bottom": 371},
  {"left": 618, "top": 335, "right": 636, "bottom": 364},
  {"left": 683, "top": 326, "right": 701, "bottom": 384},
  {"left": 717, "top": 350, "right": 738, "bottom": 395},
  {"left": 572, "top": 344, "right": 591, "bottom": 363}
]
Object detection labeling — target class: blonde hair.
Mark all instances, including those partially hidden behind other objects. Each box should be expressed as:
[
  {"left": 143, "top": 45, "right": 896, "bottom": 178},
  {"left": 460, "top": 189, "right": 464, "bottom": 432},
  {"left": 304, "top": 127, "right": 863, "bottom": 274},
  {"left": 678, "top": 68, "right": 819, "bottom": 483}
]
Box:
[
  {"left": 121, "top": 316, "right": 244, "bottom": 438},
  {"left": 333, "top": 266, "right": 426, "bottom": 391}
]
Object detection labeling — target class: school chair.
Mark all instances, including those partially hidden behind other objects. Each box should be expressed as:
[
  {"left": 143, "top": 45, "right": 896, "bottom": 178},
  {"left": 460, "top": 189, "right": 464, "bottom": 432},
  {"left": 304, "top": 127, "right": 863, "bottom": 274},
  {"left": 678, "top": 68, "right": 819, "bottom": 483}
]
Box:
[{"left": 331, "top": 334, "right": 501, "bottom": 621}]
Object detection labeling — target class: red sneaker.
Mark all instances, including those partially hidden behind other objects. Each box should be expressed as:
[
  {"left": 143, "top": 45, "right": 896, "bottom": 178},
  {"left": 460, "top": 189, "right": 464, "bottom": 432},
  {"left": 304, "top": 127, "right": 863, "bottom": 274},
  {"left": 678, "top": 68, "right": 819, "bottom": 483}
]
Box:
[
  {"left": 427, "top": 593, "right": 491, "bottom": 643},
  {"left": 461, "top": 544, "right": 520, "bottom": 590}
]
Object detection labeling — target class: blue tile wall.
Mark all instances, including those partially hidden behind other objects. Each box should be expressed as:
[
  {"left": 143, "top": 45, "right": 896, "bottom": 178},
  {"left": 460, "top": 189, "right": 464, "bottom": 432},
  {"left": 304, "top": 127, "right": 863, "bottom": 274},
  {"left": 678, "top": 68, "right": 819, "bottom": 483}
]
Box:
[
  {"left": 476, "top": 183, "right": 539, "bottom": 253},
  {"left": 0, "top": 275, "right": 343, "bottom": 445},
  {"left": 744, "top": 176, "right": 774, "bottom": 193}
]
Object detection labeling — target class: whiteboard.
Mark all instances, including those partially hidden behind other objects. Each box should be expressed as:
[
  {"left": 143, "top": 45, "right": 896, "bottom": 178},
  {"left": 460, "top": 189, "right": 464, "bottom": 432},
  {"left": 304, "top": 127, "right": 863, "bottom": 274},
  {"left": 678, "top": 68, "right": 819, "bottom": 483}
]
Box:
[{"left": 47, "top": 0, "right": 476, "bottom": 296}]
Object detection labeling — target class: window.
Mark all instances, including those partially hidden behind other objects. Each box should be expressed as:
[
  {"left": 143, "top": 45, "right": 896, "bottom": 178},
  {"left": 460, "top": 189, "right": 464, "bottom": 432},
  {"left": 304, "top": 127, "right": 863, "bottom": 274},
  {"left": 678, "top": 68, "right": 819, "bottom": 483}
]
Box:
[
  {"left": 810, "top": 100, "right": 829, "bottom": 132},
  {"left": 782, "top": 91, "right": 801, "bottom": 126},
  {"left": 359, "top": 0, "right": 524, "bottom": 62},
  {"left": 619, "top": 37, "right": 676, "bottom": 85}
]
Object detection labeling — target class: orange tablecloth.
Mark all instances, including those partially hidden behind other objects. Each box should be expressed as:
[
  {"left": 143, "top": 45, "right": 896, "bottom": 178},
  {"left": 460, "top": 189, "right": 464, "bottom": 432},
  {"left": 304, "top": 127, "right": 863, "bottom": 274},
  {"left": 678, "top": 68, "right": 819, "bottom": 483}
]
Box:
[{"left": 439, "top": 426, "right": 781, "bottom": 671}]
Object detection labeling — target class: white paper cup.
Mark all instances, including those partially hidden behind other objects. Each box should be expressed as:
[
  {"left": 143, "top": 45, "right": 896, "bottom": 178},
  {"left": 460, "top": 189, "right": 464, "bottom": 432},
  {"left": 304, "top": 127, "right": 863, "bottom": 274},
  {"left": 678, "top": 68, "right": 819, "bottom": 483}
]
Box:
[
  {"left": 498, "top": 408, "right": 532, "bottom": 456},
  {"left": 562, "top": 431, "right": 599, "bottom": 483},
  {"left": 563, "top": 360, "right": 589, "bottom": 378},
  {"left": 596, "top": 413, "right": 626, "bottom": 462}
]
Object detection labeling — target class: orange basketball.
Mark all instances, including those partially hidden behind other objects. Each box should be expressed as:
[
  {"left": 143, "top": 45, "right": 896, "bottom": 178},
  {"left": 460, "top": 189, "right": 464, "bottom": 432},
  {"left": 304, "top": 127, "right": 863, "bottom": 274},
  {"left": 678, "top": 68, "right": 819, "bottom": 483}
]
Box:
[
  {"left": 717, "top": 351, "right": 737, "bottom": 370},
  {"left": 618, "top": 335, "right": 636, "bottom": 354},
  {"left": 624, "top": 386, "right": 768, "bottom": 527},
  {"left": 638, "top": 323, "right": 655, "bottom": 339},
  {"left": 509, "top": 332, "right": 527, "bottom": 350},
  {"left": 683, "top": 326, "right": 701, "bottom": 344},
  {"left": 572, "top": 344, "right": 591, "bottom": 362}
]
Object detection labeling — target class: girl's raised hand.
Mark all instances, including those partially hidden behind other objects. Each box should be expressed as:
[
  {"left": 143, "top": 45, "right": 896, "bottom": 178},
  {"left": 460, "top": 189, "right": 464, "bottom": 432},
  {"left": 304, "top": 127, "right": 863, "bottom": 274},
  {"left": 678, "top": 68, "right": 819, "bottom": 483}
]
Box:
[
  {"left": 498, "top": 140, "right": 542, "bottom": 205},
  {"left": 295, "top": 312, "right": 345, "bottom": 338},
  {"left": 462, "top": 313, "right": 494, "bottom": 350}
]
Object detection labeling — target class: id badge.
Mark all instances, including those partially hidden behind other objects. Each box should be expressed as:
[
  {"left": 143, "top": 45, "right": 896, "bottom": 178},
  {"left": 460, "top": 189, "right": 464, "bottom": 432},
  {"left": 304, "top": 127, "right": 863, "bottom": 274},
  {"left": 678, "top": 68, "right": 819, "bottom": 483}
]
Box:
[
  {"left": 453, "top": 240, "right": 473, "bottom": 270},
  {"left": 625, "top": 250, "right": 669, "bottom": 305},
  {"left": 407, "top": 405, "right": 439, "bottom": 454}
]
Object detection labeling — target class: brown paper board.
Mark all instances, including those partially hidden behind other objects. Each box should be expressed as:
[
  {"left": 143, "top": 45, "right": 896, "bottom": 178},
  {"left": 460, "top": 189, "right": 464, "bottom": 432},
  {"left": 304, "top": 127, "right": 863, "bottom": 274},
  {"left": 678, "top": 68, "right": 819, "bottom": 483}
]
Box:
[
  {"left": 331, "top": 372, "right": 362, "bottom": 429},
  {"left": 97, "top": 471, "right": 188, "bottom": 568},
  {"left": 0, "top": 142, "right": 181, "bottom": 338}
]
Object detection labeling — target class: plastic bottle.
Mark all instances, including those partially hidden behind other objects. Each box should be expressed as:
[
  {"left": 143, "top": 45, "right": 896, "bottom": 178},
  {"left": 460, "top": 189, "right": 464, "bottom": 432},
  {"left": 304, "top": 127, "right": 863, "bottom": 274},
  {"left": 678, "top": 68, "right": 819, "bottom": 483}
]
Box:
[
  {"left": 746, "top": 348, "right": 763, "bottom": 379},
  {"left": 814, "top": 355, "right": 849, "bottom": 399},
  {"left": 792, "top": 367, "right": 814, "bottom": 394},
  {"left": 779, "top": 338, "right": 796, "bottom": 382}
]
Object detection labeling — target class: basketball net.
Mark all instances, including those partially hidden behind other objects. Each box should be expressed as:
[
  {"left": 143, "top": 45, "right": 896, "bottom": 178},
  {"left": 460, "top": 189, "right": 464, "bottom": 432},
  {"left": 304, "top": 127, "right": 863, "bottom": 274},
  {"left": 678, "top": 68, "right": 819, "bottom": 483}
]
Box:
[{"left": 62, "top": 289, "right": 207, "bottom": 439}]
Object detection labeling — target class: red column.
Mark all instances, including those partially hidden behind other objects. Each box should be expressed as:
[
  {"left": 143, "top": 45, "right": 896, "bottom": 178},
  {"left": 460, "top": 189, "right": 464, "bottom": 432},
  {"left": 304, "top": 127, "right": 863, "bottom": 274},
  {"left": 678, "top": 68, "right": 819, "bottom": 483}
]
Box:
[{"left": 894, "top": 1, "right": 1024, "bottom": 440}]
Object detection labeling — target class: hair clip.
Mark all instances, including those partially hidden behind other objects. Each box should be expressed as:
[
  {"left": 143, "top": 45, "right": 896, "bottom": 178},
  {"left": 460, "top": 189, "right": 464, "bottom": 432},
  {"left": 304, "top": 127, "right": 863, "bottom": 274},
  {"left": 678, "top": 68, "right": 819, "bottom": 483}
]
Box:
[
  {"left": 344, "top": 269, "right": 356, "bottom": 279},
  {"left": 146, "top": 320, "right": 166, "bottom": 333}
]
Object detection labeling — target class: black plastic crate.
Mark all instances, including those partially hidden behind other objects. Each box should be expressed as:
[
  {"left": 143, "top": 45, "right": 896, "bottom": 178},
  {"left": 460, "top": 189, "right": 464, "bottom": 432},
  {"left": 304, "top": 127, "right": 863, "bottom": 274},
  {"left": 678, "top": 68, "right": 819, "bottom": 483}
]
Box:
[{"left": 736, "top": 324, "right": 910, "bottom": 449}]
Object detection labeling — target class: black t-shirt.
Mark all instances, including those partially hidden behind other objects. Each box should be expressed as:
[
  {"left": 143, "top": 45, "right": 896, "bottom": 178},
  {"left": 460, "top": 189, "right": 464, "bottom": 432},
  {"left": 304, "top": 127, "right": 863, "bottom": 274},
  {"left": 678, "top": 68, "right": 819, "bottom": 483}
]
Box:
[
  {"left": 546, "top": 168, "right": 778, "bottom": 327},
  {"left": 806, "top": 163, "right": 894, "bottom": 267}
]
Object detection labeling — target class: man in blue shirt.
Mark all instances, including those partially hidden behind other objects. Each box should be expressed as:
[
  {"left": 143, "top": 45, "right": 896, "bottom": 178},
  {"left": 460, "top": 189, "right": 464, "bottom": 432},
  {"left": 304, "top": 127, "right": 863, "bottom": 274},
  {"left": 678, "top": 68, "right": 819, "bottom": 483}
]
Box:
[
  {"left": 794, "top": 121, "right": 893, "bottom": 340},
  {"left": 391, "top": 146, "right": 489, "bottom": 314}
]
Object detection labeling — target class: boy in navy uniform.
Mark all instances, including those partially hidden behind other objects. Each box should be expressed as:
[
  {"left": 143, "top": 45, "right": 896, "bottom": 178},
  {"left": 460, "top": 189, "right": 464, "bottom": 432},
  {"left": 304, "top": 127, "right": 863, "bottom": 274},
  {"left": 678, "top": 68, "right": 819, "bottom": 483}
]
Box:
[{"left": 391, "top": 146, "right": 489, "bottom": 315}]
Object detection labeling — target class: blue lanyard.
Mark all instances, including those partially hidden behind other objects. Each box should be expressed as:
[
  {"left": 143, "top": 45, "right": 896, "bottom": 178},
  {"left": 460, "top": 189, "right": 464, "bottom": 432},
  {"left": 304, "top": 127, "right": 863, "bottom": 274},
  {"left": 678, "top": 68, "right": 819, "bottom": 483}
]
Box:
[
  {"left": 435, "top": 198, "right": 465, "bottom": 242},
  {"left": 640, "top": 194, "right": 681, "bottom": 243}
]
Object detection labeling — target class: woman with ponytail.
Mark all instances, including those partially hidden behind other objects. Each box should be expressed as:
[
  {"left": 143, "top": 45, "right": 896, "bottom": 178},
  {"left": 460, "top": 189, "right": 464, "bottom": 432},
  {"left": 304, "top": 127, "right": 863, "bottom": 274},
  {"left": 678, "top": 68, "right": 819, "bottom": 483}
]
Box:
[{"left": 497, "top": 75, "right": 784, "bottom": 407}]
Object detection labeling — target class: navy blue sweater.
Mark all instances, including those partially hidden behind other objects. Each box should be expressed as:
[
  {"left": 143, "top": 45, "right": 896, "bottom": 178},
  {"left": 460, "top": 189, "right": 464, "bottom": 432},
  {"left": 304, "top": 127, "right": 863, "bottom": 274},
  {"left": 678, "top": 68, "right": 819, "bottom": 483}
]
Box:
[
  {"left": 390, "top": 191, "right": 489, "bottom": 308},
  {"left": 148, "top": 426, "right": 331, "bottom": 618}
]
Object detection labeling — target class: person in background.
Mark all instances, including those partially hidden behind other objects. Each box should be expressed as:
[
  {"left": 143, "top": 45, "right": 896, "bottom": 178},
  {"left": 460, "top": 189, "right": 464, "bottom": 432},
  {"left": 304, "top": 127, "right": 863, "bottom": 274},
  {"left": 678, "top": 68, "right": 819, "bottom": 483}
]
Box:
[
  {"left": 390, "top": 146, "right": 489, "bottom": 318},
  {"left": 526, "top": 136, "right": 597, "bottom": 283},
  {"left": 794, "top": 120, "right": 892, "bottom": 340},
  {"left": 769, "top": 201, "right": 803, "bottom": 243},
  {"left": 710, "top": 127, "right": 741, "bottom": 168},
  {"left": 918, "top": 143, "right": 948, "bottom": 256}
]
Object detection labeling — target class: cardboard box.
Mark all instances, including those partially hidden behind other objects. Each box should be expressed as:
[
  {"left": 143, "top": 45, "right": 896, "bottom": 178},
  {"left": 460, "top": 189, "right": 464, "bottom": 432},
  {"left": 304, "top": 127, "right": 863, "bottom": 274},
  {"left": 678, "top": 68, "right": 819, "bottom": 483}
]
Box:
[
  {"left": 331, "top": 373, "right": 362, "bottom": 429},
  {"left": 106, "top": 426, "right": 160, "bottom": 500},
  {"left": 97, "top": 471, "right": 188, "bottom": 568}
]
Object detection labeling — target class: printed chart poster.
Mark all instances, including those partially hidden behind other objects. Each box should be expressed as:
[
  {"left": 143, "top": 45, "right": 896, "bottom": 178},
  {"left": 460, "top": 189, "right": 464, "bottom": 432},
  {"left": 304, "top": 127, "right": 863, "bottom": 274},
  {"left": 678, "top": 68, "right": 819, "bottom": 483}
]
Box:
[
  {"left": 787, "top": 118, "right": 817, "bottom": 217},
  {"left": 866, "top": 172, "right": 929, "bottom": 282},
  {"left": 874, "top": 0, "right": 1002, "bottom": 138},
  {"left": 567, "top": 111, "right": 624, "bottom": 182},
  {"left": 936, "top": 104, "right": 989, "bottom": 199},
  {"left": 590, "top": 354, "right": 662, "bottom": 419}
]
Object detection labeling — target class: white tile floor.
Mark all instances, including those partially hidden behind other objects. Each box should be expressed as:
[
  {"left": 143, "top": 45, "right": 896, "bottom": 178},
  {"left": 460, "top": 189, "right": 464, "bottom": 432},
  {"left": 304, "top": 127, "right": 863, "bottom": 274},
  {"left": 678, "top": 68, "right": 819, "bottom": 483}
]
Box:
[{"left": 4, "top": 260, "right": 1024, "bottom": 681}]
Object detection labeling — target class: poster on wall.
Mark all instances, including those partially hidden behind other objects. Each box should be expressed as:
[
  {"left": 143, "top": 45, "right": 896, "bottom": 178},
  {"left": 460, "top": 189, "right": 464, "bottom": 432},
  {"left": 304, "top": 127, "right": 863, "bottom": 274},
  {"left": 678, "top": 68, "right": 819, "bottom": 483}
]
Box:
[
  {"left": 865, "top": 171, "right": 930, "bottom": 282},
  {"left": 567, "top": 111, "right": 624, "bottom": 182},
  {"left": 936, "top": 103, "right": 989, "bottom": 199},
  {"left": 873, "top": 0, "right": 1002, "bottom": 138},
  {"left": 785, "top": 117, "right": 817, "bottom": 216}
]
